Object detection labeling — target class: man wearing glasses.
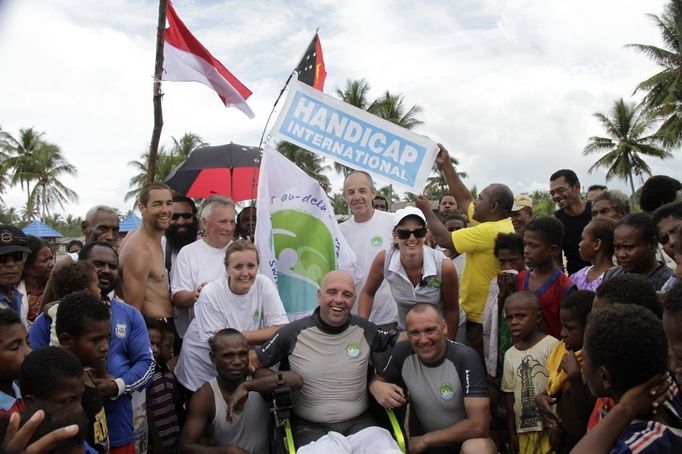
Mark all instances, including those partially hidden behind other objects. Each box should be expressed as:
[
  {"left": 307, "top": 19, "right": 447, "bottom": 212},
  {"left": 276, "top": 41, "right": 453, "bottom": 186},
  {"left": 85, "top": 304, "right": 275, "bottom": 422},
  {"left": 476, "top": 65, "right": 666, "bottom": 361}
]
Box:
[
  {"left": 549, "top": 169, "right": 591, "bottom": 274},
  {"left": 0, "top": 225, "right": 31, "bottom": 327},
  {"left": 171, "top": 195, "right": 236, "bottom": 340}
]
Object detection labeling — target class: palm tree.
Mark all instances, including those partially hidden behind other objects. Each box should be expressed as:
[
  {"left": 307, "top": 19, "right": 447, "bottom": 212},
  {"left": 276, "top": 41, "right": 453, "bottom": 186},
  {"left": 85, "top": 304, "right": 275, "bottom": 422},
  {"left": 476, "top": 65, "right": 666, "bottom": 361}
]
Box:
[
  {"left": 530, "top": 190, "right": 556, "bottom": 216},
  {"left": 368, "top": 91, "right": 424, "bottom": 130},
  {"left": 628, "top": 0, "right": 682, "bottom": 145},
  {"left": 29, "top": 142, "right": 78, "bottom": 219},
  {"left": 125, "top": 133, "right": 205, "bottom": 203},
  {"left": 583, "top": 98, "right": 672, "bottom": 197},
  {"left": 628, "top": 0, "right": 682, "bottom": 139},
  {"left": 334, "top": 79, "right": 424, "bottom": 177},
  {"left": 0, "top": 127, "right": 46, "bottom": 211},
  {"left": 377, "top": 185, "right": 400, "bottom": 206},
  {"left": 276, "top": 141, "right": 331, "bottom": 192},
  {"left": 329, "top": 192, "right": 348, "bottom": 215},
  {"left": 336, "top": 79, "right": 371, "bottom": 110},
  {"left": 423, "top": 157, "right": 468, "bottom": 199},
  {"left": 125, "top": 147, "right": 165, "bottom": 202}
]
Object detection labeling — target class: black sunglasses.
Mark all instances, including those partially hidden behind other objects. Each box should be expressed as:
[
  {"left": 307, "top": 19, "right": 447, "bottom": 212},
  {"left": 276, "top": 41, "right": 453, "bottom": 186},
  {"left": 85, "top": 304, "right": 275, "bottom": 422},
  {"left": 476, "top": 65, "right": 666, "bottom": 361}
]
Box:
[
  {"left": 172, "top": 212, "right": 193, "bottom": 221},
  {"left": 0, "top": 251, "right": 27, "bottom": 264},
  {"left": 395, "top": 227, "right": 427, "bottom": 240}
]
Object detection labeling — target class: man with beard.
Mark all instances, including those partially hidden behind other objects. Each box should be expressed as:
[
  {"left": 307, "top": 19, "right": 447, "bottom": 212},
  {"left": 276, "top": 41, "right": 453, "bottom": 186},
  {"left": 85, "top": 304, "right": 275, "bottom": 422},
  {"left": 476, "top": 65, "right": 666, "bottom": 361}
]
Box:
[
  {"left": 171, "top": 196, "right": 236, "bottom": 341},
  {"left": 29, "top": 241, "right": 154, "bottom": 453},
  {"left": 237, "top": 206, "right": 256, "bottom": 241},
  {"left": 162, "top": 195, "right": 198, "bottom": 274}
]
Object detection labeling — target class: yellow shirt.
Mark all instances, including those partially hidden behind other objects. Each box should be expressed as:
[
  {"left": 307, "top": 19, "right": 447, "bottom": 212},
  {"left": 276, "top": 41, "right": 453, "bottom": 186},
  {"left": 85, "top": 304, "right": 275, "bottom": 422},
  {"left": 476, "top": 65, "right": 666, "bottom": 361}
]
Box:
[{"left": 452, "top": 203, "right": 514, "bottom": 323}]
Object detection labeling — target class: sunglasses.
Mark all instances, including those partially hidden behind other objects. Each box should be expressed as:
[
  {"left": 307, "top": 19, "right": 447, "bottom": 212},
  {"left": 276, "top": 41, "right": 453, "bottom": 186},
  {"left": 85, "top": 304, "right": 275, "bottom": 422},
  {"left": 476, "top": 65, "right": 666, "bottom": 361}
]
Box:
[
  {"left": 0, "top": 251, "right": 27, "bottom": 264},
  {"left": 395, "top": 227, "right": 427, "bottom": 240},
  {"left": 172, "top": 212, "right": 193, "bottom": 221}
]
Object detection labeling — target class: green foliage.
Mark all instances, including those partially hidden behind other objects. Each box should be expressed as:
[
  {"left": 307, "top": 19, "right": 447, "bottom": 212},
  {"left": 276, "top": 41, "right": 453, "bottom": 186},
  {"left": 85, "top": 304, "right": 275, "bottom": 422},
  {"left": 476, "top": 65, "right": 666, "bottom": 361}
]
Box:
[
  {"left": 0, "top": 127, "right": 78, "bottom": 220},
  {"left": 583, "top": 98, "right": 672, "bottom": 196},
  {"left": 530, "top": 190, "right": 557, "bottom": 216},
  {"left": 334, "top": 79, "right": 424, "bottom": 178},
  {"left": 276, "top": 141, "right": 331, "bottom": 192},
  {"left": 629, "top": 0, "right": 682, "bottom": 146},
  {"left": 125, "top": 132, "right": 206, "bottom": 202}
]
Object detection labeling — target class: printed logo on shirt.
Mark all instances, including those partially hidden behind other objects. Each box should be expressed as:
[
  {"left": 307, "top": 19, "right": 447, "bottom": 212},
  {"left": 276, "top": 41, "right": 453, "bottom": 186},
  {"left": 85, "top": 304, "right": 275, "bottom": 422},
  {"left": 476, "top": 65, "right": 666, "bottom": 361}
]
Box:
[
  {"left": 370, "top": 235, "right": 384, "bottom": 249},
  {"left": 345, "top": 343, "right": 360, "bottom": 358},
  {"left": 427, "top": 278, "right": 441, "bottom": 288},
  {"left": 115, "top": 323, "right": 127, "bottom": 339},
  {"left": 252, "top": 309, "right": 262, "bottom": 322},
  {"left": 93, "top": 407, "right": 110, "bottom": 453},
  {"left": 439, "top": 383, "right": 455, "bottom": 401}
]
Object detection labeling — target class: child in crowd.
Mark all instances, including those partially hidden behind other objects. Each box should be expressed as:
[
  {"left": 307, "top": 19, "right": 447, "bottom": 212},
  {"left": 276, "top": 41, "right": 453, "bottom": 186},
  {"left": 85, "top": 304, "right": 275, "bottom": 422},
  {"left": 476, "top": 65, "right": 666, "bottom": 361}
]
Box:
[
  {"left": 0, "top": 308, "right": 30, "bottom": 417},
  {"left": 593, "top": 273, "right": 661, "bottom": 317},
  {"left": 535, "top": 290, "right": 595, "bottom": 453},
  {"left": 502, "top": 291, "right": 559, "bottom": 454},
  {"left": 56, "top": 291, "right": 112, "bottom": 454},
  {"left": 517, "top": 217, "right": 575, "bottom": 339},
  {"left": 574, "top": 304, "right": 682, "bottom": 453},
  {"left": 145, "top": 319, "right": 180, "bottom": 454},
  {"left": 19, "top": 346, "right": 96, "bottom": 453},
  {"left": 482, "top": 233, "right": 526, "bottom": 450},
  {"left": 569, "top": 218, "right": 616, "bottom": 291},
  {"left": 483, "top": 233, "right": 526, "bottom": 381},
  {"left": 28, "top": 260, "right": 101, "bottom": 349},
  {"left": 603, "top": 212, "right": 673, "bottom": 291}
]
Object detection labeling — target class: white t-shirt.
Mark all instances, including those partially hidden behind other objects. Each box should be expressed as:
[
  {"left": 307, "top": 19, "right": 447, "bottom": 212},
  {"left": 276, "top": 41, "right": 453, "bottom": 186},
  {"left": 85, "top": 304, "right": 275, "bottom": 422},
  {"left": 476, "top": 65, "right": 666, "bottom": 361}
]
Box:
[
  {"left": 170, "top": 239, "right": 228, "bottom": 338},
  {"left": 175, "top": 274, "right": 289, "bottom": 391},
  {"left": 339, "top": 210, "right": 398, "bottom": 325}
]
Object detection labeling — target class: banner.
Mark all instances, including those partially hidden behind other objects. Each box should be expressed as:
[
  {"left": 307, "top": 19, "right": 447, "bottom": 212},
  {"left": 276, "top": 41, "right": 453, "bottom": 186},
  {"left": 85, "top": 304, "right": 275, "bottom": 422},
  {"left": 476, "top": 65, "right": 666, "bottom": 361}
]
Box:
[
  {"left": 255, "top": 145, "right": 361, "bottom": 319},
  {"left": 270, "top": 80, "right": 438, "bottom": 192}
]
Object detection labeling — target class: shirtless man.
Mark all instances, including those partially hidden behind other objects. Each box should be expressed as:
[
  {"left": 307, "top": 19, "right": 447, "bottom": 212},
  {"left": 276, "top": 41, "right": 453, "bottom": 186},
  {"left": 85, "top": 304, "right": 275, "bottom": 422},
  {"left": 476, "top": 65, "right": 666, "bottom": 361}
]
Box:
[
  {"left": 118, "top": 182, "right": 174, "bottom": 319},
  {"left": 180, "top": 329, "right": 302, "bottom": 454}
]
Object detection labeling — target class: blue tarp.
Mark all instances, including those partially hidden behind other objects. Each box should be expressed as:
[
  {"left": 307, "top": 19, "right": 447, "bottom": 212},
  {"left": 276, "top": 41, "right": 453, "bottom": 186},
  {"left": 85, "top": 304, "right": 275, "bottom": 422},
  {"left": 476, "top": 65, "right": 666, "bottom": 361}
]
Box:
[
  {"left": 119, "top": 213, "right": 142, "bottom": 233},
  {"left": 22, "top": 220, "right": 63, "bottom": 238}
]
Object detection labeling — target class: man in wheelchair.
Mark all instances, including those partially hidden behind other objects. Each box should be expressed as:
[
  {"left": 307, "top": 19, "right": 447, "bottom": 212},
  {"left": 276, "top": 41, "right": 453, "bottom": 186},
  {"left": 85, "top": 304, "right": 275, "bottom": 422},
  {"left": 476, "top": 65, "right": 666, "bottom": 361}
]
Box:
[
  {"left": 370, "top": 303, "right": 497, "bottom": 454},
  {"left": 253, "top": 270, "right": 404, "bottom": 452}
]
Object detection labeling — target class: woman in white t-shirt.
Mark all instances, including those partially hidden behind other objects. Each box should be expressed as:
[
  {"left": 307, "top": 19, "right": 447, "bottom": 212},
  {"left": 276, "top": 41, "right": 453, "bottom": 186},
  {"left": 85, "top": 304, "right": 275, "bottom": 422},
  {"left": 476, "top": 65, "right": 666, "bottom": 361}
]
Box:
[
  {"left": 358, "top": 207, "right": 461, "bottom": 339},
  {"left": 175, "top": 240, "right": 289, "bottom": 391}
]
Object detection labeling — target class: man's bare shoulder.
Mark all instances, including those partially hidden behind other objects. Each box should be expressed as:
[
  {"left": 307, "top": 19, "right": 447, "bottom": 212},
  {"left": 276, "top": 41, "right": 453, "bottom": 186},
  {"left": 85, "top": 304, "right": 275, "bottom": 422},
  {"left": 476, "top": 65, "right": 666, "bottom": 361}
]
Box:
[{"left": 119, "top": 231, "right": 154, "bottom": 258}]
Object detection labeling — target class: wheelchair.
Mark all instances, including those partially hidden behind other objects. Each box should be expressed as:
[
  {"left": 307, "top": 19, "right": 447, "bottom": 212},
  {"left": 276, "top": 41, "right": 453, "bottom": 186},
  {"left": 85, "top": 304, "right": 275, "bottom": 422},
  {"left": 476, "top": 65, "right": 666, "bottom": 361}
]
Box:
[{"left": 269, "top": 378, "right": 407, "bottom": 454}]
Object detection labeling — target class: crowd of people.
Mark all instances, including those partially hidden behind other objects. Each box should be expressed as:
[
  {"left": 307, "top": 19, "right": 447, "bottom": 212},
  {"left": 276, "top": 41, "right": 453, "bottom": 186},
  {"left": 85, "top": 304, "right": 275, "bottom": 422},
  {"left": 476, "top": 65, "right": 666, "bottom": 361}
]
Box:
[{"left": 1, "top": 143, "right": 682, "bottom": 453}]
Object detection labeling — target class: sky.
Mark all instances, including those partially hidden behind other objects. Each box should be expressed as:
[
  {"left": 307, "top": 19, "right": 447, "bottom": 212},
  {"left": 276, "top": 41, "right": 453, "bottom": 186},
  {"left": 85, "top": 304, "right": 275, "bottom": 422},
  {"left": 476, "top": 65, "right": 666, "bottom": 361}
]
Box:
[{"left": 0, "top": 0, "right": 675, "bottom": 217}]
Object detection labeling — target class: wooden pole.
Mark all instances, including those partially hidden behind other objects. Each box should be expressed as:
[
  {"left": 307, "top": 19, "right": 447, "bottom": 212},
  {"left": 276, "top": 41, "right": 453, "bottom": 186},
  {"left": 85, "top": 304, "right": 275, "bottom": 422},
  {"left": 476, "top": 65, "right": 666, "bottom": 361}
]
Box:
[{"left": 148, "top": 0, "right": 168, "bottom": 183}]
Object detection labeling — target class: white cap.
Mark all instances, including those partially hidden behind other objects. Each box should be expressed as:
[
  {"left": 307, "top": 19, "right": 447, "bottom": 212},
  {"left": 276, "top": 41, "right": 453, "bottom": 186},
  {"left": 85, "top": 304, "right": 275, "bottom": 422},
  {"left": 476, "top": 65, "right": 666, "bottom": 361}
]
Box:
[{"left": 393, "top": 206, "right": 426, "bottom": 228}]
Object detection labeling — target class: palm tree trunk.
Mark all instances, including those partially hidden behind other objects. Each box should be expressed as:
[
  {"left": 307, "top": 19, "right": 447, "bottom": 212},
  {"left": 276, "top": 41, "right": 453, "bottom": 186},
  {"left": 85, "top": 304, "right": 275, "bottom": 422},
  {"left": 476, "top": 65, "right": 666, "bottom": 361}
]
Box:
[
  {"left": 628, "top": 170, "right": 637, "bottom": 209},
  {"left": 148, "top": 0, "right": 168, "bottom": 184}
]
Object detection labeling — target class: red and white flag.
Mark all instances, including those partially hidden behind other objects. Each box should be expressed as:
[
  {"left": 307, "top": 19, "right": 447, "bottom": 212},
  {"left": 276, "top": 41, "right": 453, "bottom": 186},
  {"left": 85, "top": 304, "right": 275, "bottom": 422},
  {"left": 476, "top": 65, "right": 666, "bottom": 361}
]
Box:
[{"left": 163, "top": 2, "right": 254, "bottom": 118}]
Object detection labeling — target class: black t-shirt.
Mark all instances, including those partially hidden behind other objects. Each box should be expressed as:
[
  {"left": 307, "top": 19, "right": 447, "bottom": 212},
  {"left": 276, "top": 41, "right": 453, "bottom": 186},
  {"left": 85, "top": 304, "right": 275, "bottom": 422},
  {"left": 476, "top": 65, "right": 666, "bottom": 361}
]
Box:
[
  {"left": 82, "top": 382, "right": 109, "bottom": 454},
  {"left": 554, "top": 201, "right": 591, "bottom": 275}
]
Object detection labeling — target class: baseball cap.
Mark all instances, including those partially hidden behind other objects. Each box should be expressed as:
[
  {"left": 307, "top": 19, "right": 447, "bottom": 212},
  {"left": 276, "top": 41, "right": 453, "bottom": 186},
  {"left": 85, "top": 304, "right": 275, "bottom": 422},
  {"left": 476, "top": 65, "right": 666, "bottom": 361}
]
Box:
[
  {"left": 0, "top": 225, "right": 30, "bottom": 256},
  {"left": 393, "top": 206, "right": 426, "bottom": 228},
  {"left": 511, "top": 195, "right": 533, "bottom": 212}
]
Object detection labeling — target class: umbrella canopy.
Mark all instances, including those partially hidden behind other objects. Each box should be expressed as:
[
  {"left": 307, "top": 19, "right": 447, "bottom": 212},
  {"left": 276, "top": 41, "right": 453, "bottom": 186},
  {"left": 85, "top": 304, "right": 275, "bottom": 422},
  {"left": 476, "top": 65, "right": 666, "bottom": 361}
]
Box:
[
  {"left": 119, "top": 213, "right": 142, "bottom": 233},
  {"left": 165, "top": 143, "right": 261, "bottom": 201},
  {"left": 22, "top": 220, "right": 63, "bottom": 238}
]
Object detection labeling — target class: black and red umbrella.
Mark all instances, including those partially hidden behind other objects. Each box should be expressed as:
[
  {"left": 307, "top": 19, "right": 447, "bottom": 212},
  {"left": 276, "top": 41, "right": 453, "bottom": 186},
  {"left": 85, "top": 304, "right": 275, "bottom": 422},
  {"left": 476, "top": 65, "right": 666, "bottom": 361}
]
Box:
[{"left": 165, "top": 143, "right": 261, "bottom": 201}]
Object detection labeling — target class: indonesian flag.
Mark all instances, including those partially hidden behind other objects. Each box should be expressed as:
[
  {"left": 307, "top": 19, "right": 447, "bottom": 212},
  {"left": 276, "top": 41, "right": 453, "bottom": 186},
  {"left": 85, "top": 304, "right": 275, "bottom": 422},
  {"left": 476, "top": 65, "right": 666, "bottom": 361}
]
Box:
[{"left": 163, "top": 2, "right": 255, "bottom": 118}]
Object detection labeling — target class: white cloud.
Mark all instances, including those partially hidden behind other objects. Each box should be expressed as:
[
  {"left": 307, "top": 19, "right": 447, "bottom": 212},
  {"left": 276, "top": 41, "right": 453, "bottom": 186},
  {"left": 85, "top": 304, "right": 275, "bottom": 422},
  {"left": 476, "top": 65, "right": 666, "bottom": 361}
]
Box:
[{"left": 0, "top": 0, "right": 675, "bottom": 217}]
